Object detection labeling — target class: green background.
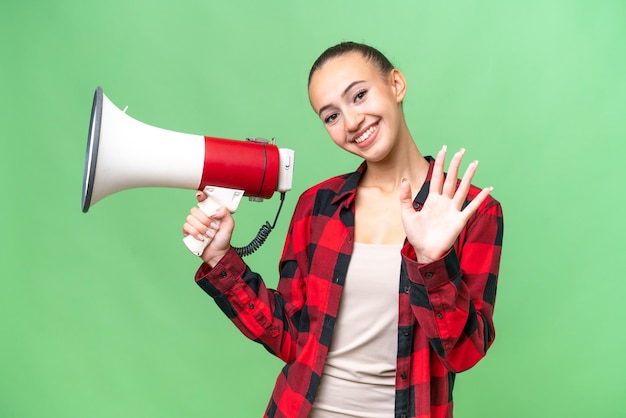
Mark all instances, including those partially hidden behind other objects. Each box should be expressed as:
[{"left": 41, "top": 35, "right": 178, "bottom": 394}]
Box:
[{"left": 2, "top": 1, "right": 625, "bottom": 417}]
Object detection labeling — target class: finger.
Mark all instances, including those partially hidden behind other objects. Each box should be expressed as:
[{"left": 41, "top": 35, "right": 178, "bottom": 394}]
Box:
[
  {"left": 430, "top": 145, "right": 447, "bottom": 194},
  {"left": 190, "top": 207, "right": 223, "bottom": 233},
  {"left": 185, "top": 212, "right": 213, "bottom": 240},
  {"left": 190, "top": 206, "right": 212, "bottom": 224},
  {"left": 461, "top": 186, "right": 493, "bottom": 219},
  {"left": 196, "top": 191, "right": 207, "bottom": 202},
  {"left": 453, "top": 159, "right": 479, "bottom": 208},
  {"left": 442, "top": 148, "right": 465, "bottom": 197},
  {"left": 182, "top": 221, "right": 206, "bottom": 241}
]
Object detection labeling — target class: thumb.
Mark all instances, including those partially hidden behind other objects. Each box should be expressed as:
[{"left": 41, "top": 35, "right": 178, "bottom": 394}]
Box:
[
  {"left": 213, "top": 206, "right": 236, "bottom": 230},
  {"left": 399, "top": 178, "right": 414, "bottom": 206}
]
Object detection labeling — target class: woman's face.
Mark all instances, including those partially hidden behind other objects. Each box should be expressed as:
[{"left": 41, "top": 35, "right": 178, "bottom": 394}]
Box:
[{"left": 308, "top": 52, "right": 407, "bottom": 163}]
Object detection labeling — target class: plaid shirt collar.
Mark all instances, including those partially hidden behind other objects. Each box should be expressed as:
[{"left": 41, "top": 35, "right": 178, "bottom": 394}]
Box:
[{"left": 331, "top": 156, "right": 436, "bottom": 210}]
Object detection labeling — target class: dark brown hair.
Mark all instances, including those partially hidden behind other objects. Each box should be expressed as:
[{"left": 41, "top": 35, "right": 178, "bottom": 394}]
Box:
[{"left": 308, "top": 41, "right": 395, "bottom": 86}]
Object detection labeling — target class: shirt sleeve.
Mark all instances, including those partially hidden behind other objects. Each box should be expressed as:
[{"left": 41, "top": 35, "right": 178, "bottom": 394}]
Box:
[
  {"left": 401, "top": 195, "right": 504, "bottom": 373},
  {"left": 194, "top": 196, "right": 312, "bottom": 364}
]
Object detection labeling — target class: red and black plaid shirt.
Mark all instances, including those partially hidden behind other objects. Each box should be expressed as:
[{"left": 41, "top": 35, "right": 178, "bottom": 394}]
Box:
[{"left": 195, "top": 157, "right": 504, "bottom": 418}]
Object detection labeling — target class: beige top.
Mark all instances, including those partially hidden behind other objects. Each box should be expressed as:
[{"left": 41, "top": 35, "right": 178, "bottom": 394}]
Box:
[{"left": 309, "top": 242, "right": 402, "bottom": 418}]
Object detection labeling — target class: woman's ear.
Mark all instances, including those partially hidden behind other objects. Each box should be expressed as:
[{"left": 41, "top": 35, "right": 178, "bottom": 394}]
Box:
[{"left": 389, "top": 69, "right": 407, "bottom": 103}]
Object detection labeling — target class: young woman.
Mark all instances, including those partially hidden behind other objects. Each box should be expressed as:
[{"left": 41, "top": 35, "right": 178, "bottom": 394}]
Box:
[{"left": 183, "top": 42, "right": 503, "bottom": 418}]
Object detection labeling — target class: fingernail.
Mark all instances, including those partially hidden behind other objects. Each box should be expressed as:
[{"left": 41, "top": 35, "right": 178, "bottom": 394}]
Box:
[
  {"left": 460, "top": 148, "right": 466, "bottom": 154},
  {"left": 196, "top": 234, "right": 204, "bottom": 241},
  {"left": 442, "top": 145, "right": 447, "bottom": 152}
]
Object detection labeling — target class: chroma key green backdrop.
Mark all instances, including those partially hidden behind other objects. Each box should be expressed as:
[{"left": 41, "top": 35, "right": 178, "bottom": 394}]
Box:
[{"left": 1, "top": 1, "right": 625, "bottom": 417}]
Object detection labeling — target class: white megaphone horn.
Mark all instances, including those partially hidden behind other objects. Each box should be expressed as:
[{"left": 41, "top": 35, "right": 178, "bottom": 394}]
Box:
[{"left": 82, "top": 86, "right": 295, "bottom": 257}]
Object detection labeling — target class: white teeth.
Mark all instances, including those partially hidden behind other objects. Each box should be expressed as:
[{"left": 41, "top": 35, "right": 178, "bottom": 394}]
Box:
[{"left": 354, "top": 126, "right": 376, "bottom": 143}]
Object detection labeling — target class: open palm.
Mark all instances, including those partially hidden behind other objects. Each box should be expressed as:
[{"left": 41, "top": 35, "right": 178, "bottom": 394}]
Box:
[{"left": 400, "top": 146, "right": 493, "bottom": 263}]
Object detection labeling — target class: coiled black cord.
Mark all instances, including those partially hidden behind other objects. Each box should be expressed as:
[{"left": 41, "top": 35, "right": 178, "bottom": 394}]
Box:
[{"left": 233, "top": 192, "right": 286, "bottom": 257}]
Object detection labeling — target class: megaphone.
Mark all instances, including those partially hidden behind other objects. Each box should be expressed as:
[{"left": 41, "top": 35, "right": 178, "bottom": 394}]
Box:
[{"left": 82, "top": 86, "right": 295, "bottom": 256}]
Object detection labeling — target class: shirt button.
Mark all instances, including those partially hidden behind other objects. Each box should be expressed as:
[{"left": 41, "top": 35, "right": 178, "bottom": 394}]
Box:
[
  {"left": 268, "top": 325, "right": 279, "bottom": 337},
  {"left": 219, "top": 271, "right": 227, "bottom": 278},
  {"left": 403, "top": 329, "right": 410, "bottom": 336},
  {"left": 413, "top": 202, "right": 420, "bottom": 209},
  {"left": 425, "top": 272, "right": 433, "bottom": 279},
  {"left": 437, "top": 312, "right": 444, "bottom": 319},
  {"left": 403, "top": 286, "right": 410, "bottom": 294},
  {"left": 248, "top": 303, "right": 254, "bottom": 309},
  {"left": 400, "top": 372, "right": 408, "bottom": 379}
]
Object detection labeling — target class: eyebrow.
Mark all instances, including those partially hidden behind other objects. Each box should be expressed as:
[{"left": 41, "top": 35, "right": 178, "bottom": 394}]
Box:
[{"left": 317, "top": 80, "right": 365, "bottom": 117}]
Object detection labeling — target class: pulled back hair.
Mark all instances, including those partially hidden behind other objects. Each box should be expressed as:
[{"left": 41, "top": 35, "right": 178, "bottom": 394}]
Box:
[{"left": 308, "top": 41, "right": 395, "bottom": 86}]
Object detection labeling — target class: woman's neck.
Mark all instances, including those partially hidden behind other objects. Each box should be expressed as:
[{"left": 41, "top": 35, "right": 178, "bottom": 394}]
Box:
[{"left": 361, "top": 136, "right": 430, "bottom": 193}]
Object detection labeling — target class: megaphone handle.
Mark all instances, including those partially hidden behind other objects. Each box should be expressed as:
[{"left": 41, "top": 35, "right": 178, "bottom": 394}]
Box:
[{"left": 182, "top": 186, "right": 244, "bottom": 257}]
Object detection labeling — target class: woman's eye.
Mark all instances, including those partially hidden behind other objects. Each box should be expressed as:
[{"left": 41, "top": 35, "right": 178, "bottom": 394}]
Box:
[
  {"left": 324, "top": 113, "right": 339, "bottom": 124},
  {"left": 354, "top": 89, "right": 367, "bottom": 102}
]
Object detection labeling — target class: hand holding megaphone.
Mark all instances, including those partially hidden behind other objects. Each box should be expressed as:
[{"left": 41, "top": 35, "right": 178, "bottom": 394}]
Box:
[
  {"left": 182, "top": 186, "right": 242, "bottom": 256},
  {"left": 182, "top": 190, "right": 236, "bottom": 264}
]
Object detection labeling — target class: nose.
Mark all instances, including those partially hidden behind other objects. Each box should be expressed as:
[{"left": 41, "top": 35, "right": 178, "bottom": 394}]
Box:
[{"left": 343, "top": 108, "right": 363, "bottom": 132}]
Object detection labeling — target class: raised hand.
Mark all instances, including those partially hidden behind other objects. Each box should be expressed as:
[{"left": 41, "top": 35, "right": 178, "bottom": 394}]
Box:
[{"left": 399, "top": 146, "right": 493, "bottom": 263}]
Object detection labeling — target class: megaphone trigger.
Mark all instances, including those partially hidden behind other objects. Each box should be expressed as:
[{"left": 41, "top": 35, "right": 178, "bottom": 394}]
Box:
[
  {"left": 182, "top": 186, "right": 244, "bottom": 256},
  {"left": 201, "top": 186, "right": 245, "bottom": 214}
]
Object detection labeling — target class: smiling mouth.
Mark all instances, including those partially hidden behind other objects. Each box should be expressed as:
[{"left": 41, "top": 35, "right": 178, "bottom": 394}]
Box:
[{"left": 353, "top": 123, "right": 378, "bottom": 144}]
